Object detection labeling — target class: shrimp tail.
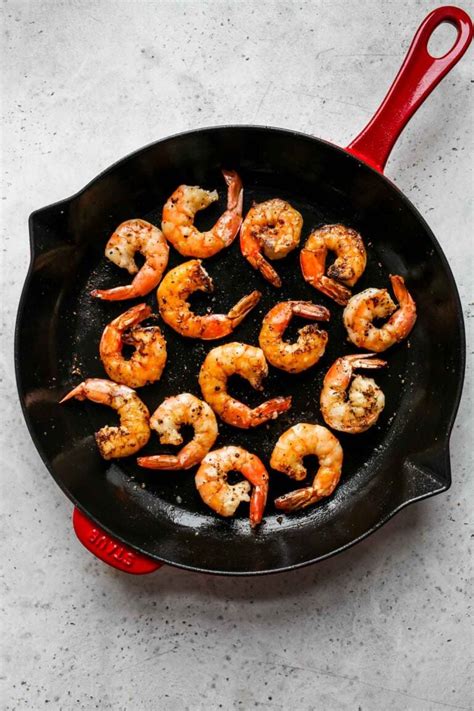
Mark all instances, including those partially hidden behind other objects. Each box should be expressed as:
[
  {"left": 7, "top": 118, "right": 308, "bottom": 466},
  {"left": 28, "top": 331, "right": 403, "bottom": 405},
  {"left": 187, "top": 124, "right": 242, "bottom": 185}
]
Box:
[
  {"left": 249, "top": 485, "right": 268, "bottom": 527},
  {"left": 345, "top": 353, "right": 387, "bottom": 369},
  {"left": 113, "top": 302, "right": 152, "bottom": 328},
  {"left": 228, "top": 290, "right": 262, "bottom": 325},
  {"left": 390, "top": 274, "right": 410, "bottom": 300},
  {"left": 240, "top": 226, "right": 282, "bottom": 287},
  {"left": 316, "top": 276, "right": 351, "bottom": 306},
  {"left": 253, "top": 396, "right": 292, "bottom": 423},
  {"left": 59, "top": 383, "right": 86, "bottom": 403},
  {"left": 91, "top": 285, "right": 139, "bottom": 301},
  {"left": 137, "top": 454, "right": 182, "bottom": 470},
  {"left": 275, "top": 486, "right": 322, "bottom": 512},
  {"left": 390, "top": 274, "right": 416, "bottom": 312},
  {"left": 222, "top": 169, "right": 243, "bottom": 214},
  {"left": 292, "top": 301, "right": 331, "bottom": 321},
  {"left": 255, "top": 254, "right": 282, "bottom": 288},
  {"left": 390, "top": 274, "right": 417, "bottom": 336},
  {"left": 300, "top": 249, "right": 351, "bottom": 305}
]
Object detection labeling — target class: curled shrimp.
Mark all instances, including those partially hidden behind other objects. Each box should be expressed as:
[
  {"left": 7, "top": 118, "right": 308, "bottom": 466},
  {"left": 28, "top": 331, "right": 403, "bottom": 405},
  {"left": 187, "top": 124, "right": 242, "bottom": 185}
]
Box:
[
  {"left": 59, "top": 378, "right": 150, "bottom": 459},
  {"left": 161, "top": 170, "right": 243, "bottom": 258},
  {"left": 258, "top": 300, "right": 330, "bottom": 373},
  {"left": 157, "top": 259, "right": 261, "bottom": 339},
  {"left": 320, "top": 354, "right": 386, "bottom": 433},
  {"left": 137, "top": 394, "right": 218, "bottom": 470},
  {"left": 195, "top": 446, "right": 269, "bottom": 527},
  {"left": 343, "top": 274, "right": 417, "bottom": 352},
  {"left": 91, "top": 219, "right": 169, "bottom": 301},
  {"left": 300, "top": 224, "right": 367, "bottom": 305},
  {"left": 199, "top": 343, "right": 291, "bottom": 428},
  {"left": 240, "top": 198, "right": 303, "bottom": 287},
  {"left": 99, "top": 303, "right": 167, "bottom": 388},
  {"left": 271, "top": 423, "right": 343, "bottom": 512}
]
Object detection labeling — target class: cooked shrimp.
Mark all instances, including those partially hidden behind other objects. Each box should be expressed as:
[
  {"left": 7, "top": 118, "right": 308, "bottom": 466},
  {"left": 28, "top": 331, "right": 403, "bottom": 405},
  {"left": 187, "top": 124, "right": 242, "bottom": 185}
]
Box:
[
  {"left": 240, "top": 198, "right": 303, "bottom": 287},
  {"left": 195, "top": 446, "right": 269, "bottom": 527},
  {"left": 300, "top": 224, "right": 367, "bottom": 305},
  {"left": 137, "top": 394, "right": 218, "bottom": 470},
  {"left": 161, "top": 170, "right": 243, "bottom": 258},
  {"left": 199, "top": 342, "right": 292, "bottom": 428},
  {"left": 157, "top": 259, "right": 261, "bottom": 339},
  {"left": 99, "top": 303, "right": 166, "bottom": 388},
  {"left": 59, "top": 378, "right": 150, "bottom": 459},
  {"left": 271, "top": 423, "right": 343, "bottom": 511},
  {"left": 91, "top": 219, "right": 169, "bottom": 300},
  {"left": 320, "top": 354, "right": 386, "bottom": 433},
  {"left": 343, "top": 274, "right": 416, "bottom": 352},
  {"left": 258, "top": 300, "right": 330, "bottom": 373}
]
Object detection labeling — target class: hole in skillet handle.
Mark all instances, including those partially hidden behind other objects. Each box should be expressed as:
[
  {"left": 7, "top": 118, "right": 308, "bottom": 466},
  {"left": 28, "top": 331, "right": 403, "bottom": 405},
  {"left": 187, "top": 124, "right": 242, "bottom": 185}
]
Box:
[
  {"left": 427, "top": 22, "right": 458, "bottom": 58},
  {"left": 72, "top": 508, "right": 161, "bottom": 574}
]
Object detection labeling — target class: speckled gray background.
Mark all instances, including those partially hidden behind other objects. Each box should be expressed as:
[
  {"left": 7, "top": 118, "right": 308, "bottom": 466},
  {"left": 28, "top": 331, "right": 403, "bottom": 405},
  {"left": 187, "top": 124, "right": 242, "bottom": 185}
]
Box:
[{"left": 1, "top": 1, "right": 472, "bottom": 709}]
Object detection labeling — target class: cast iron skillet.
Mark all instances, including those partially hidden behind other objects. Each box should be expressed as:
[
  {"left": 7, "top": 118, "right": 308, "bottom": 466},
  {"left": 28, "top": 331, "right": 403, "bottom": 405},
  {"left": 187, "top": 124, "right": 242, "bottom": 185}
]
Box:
[{"left": 15, "top": 7, "right": 472, "bottom": 575}]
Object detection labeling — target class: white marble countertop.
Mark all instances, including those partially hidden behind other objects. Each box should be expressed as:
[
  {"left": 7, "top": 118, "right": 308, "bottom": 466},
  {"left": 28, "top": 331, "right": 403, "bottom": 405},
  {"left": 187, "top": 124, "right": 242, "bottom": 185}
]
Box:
[{"left": 2, "top": 1, "right": 472, "bottom": 709}]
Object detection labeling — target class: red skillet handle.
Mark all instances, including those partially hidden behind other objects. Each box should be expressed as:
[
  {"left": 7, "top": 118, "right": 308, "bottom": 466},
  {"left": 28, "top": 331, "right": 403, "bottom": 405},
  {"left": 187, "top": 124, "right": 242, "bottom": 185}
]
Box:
[
  {"left": 346, "top": 6, "right": 473, "bottom": 172},
  {"left": 72, "top": 507, "right": 162, "bottom": 574}
]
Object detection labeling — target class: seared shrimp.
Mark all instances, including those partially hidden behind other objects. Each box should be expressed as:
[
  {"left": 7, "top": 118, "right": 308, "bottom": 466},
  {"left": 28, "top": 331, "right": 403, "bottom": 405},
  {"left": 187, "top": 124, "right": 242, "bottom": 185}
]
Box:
[
  {"left": 343, "top": 274, "right": 416, "bottom": 352},
  {"left": 240, "top": 198, "right": 303, "bottom": 287},
  {"left": 271, "top": 423, "right": 343, "bottom": 511},
  {"left": 91, "top": 219, "right": 169, "bottom": 301},
  {"left": 157, "top": 259, "right": 261, "bottom": 339},
  {"left": 161, "top": 170, "right": 243, "bottom": 258},
  {"left": 300, "top": 224, "right": 367, "bottom": 305},
  {"left": 137, "top": 394, "right": 218, "bottom": 470},
  {"left": 195, "top": 446, "right": 269, "bottom": 527},
  {"left": 258, "top": 301, "right": 330, "bottom": 373},
  {"left": 60, "top": 378, "right": 150, "bottom": 459},
  {"left": 320, "top": 354, "right": 386, "bottom": 433},
  {"left": 99, "top": 303, "right": 166, "bottom": 388},
  {"left": 199, "top": 343, "right": 292, "bottom": 428}
]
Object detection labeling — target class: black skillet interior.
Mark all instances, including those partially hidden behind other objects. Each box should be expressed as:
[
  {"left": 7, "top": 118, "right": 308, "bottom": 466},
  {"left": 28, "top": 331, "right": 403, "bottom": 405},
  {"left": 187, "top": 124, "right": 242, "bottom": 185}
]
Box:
[{"left": 16, "top": 127, "right": 465, "bottom": 574}]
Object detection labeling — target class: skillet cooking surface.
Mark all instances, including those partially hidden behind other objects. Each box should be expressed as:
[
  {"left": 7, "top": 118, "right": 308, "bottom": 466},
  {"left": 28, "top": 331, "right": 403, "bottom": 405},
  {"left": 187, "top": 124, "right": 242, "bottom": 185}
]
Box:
[{"left": 16, "top": 127, "right": 464, "bottom": 574}]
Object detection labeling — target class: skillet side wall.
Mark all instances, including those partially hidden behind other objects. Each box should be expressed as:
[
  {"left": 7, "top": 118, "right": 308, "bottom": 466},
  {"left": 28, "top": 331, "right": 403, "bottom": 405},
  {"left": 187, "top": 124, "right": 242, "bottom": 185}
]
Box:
[{"left": 16, "top": 127, "right": 465, "bottom": 574}]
